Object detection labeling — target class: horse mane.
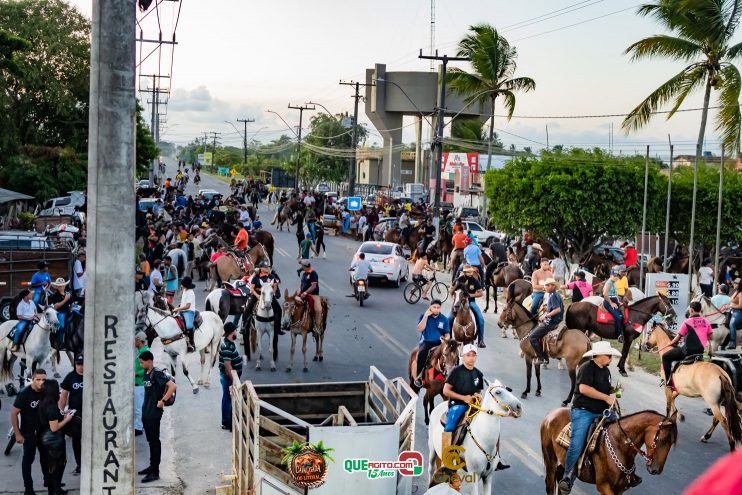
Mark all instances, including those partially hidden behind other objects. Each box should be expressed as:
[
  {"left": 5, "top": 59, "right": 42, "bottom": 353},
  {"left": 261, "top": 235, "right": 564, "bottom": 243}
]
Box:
[{"left": 618, "top": 409, "right": 679, "bottom": 445}]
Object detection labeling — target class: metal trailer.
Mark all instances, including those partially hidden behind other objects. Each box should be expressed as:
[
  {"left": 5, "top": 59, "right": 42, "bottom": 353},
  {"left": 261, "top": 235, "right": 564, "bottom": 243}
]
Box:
[{"left": 229, "top": 366, "right": 417, "bottom": 495}]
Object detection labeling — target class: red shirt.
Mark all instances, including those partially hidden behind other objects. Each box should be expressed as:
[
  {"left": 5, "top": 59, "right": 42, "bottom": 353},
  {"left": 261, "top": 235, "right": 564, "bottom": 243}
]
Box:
[
  {"left": 452, "top": 232, "right": 470, "bottom": 249},
  {"left": 234, "top": 228, "right": 249, "bottom": 250},
  {"left": 684, "top": 449, "right": 742, "bottom": 495},
  {"left": 625, "top": 247, "right": 638, "bottom": 267}
]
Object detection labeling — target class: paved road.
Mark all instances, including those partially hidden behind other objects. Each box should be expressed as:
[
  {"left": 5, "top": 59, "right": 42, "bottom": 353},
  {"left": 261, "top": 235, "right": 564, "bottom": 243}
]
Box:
[{"left": 0, "top": 158, "right": 732, "bottom": 494}]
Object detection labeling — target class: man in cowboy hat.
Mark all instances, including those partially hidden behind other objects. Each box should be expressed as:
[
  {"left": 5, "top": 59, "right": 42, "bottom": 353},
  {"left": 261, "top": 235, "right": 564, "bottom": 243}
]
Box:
[
  {"left": 559, "top": 341, "right": 626, "bottom": 494},
  {"left": 48, "top": 277, "right": 72, "bottom": 341},
  {"left": 530, "top": 278, "right": 564, "bottom": 365},
  {"left": 172, "top": 276, "right": 197, "bottom": 351},
  {"left": 243, "top": 262, "right": 283, "bottom": 337},
  {"left": 524, "top": 242, "right": 542, "bottom": 277}
]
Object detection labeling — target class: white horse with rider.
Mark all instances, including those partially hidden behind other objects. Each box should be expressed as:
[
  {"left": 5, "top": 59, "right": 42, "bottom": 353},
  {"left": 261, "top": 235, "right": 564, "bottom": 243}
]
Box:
[
  {"left": 0, "top": 306, "right": 60, "bottom": 384},
  {"left": 690, "top": 294, "right": 732, "bottom": 351},
  {"left": 427, "top": 380, "right": 522, "bottom": 495},
  {"left": 253, "top": 286, "right": 276, "bottom": 371},
  {"left": 135, "top": 290, "right": 223, "bottom": 393}
]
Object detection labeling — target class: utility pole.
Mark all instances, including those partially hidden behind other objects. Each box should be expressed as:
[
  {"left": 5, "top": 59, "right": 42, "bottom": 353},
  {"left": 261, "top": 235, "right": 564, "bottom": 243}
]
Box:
[
  {"left": 139, "top": 74, "right": 169, "bottom": 183},
  {"left": 340, "top": 80, "right": 374, "bottom": 196},
  {"left": 288, "top": 103, "right": 314, "bottom": 192},
  {"left": 210, "top": 131, "right": 222, "bottom": 171},
  {"left": 237, "top": 117, "right": 255, "bottom": 164},
  {"left": 418, "top": 50, "right": 470, "bottom": 232},
  {"left": 82, "top": 1, "right": 136, "bottom": 493}
]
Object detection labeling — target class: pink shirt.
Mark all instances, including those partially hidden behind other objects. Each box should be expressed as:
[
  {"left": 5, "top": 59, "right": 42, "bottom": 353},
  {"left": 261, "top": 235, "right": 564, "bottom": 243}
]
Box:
[
  {"left": 568, "top": 280, "right": 592, "bottom": 299},
  {"left": 210, "top": 251, "right": 227, "bottom": 263},
  {"left": 679, "top": 316, "right": 713, "bottom": 349}
]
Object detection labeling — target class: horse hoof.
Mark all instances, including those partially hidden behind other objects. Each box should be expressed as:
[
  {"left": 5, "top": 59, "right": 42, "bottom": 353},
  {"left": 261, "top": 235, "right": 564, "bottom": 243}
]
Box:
[
  {"left": 619, "top": 370, "right": 628, "bottom": 377},
  {"left": 197, "top": 380, "right": 203, "bottom": 385},
  {"left": 313, "top": 356, "right": 318, "bottom": 362},
  {"left": 271, "top": 367, "right": 276, "bottom": 372},
  {"left": 700, "top": 436, "right": 709, "bottom": 443},
  {"left": 521, "top": 392, "right": 528, "bottom": 399},
  {"left": 192, "top": 388, "right": 199, "bottom": 395},
  {"left": 303, "top": 367, "right": 309, "bottom": 372},
  {"left": 256, "top": 366, "right": 261, "bottom": 371},
  {"left": 501, "top": 332, "right": 507, "bottom": 338},
  {"left": 536, "top": 391, "right": 541, "bottom": 397},
  {"left": 319, "top": 356, "right": 323, "bottom": 362},
  {"left": 285, "top": 368, "right": 292, "bottom": 372}
]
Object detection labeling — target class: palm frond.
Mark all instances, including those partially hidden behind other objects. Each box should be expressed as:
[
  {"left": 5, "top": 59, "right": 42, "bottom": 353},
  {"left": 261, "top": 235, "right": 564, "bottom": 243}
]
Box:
[
  {"left": 499, "top": 91, "right": 517, "bottom": 120},
  {"left": 502, "top": 77, "right": 536, "bottom": 94},
  {"left": 625, "top": 35, "right": 702, "bottom": 61},
  {"left": 667, "top": 66, "right": 706, "bottom": 117},
  {"left": 680, "top": 0, "right": 735, "bottom": 40},
  {"left": 727, "top": 40, "right": 742, "bottom": 59},
  {"left": 715, "top": 62, "right": 742, "bottom": 154},
  {"left": 447, "top": 69, "right": 489, "bottom": 103},
  {"left": 621, "top": 64, "right": 707, "bottom": 132}
]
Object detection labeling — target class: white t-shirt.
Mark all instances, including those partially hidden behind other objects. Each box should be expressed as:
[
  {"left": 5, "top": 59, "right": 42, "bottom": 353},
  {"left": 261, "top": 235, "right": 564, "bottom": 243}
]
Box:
[
  {"left": 149, "top": 269, "right": 163, "bottom": 293},
  {"left": 72, "top": 259, "right": 85, "bottom": 290},
  {"left": 179, "top": 289, "right": 196, "bottom": 310},
  {"left": 303, "top": 196, "right": 315, "bottom": 206},
  {"left": 351, "top": 259, "right": 373, "bottom": 280},
  {"left": 551, "top": 257, "right": 566, "bottom": 278},
  {"left": 239, "top": 210, "right": 251, "bottom": 223},
  {"left": 699, "top": 266, "right": 714, "bottom": 285},
  {"left": 16, "top": 299, "right": 36, "bottom": 319}
]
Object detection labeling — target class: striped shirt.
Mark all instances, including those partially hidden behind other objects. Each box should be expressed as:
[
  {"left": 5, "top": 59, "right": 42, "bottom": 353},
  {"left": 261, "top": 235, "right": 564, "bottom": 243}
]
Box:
[{"left": 219, "top": 338, "right": 243, "bottom": 377}]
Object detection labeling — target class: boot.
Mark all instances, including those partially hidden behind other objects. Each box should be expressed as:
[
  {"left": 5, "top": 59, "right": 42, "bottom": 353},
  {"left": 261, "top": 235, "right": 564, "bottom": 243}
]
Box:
[{"left": 187, "top": 332, "right": 195, "bottom": 353}]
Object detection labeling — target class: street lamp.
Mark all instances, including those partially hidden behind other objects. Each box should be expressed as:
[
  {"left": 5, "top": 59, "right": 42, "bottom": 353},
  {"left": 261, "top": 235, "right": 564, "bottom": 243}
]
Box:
[
  {"left": 306, "top": 101, "right": 339, "bottom": 120},
  {"left": 265, "top": 110, "right": 298, "bottom": 137}
]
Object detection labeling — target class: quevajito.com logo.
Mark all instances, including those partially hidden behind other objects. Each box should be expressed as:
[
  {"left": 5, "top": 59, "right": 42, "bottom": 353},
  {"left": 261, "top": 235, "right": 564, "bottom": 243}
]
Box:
[{"left": 343, "top": 451, "right": 424, "bottom": 479}]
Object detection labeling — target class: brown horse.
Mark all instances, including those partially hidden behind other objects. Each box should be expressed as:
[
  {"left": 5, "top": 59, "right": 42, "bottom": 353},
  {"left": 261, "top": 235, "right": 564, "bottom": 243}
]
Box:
[
  {"left": 450, "top": 289, "right": 477, "bottom": 345},
  {"left": 499, "top": 301, "right": 591, "bottom": 405},
  {"left": 483, "top": 261, "right": 524, "bottom": 313},
  {"left": 565, "top": 294, "right": 676, "bottom": 376},
  {"left": 384, "top": 225, "right": 420, "bottom": 254},
  {"left": 580, "top": 252, "right": 613, "bottom": 281},
  {"left": 252, "top": 230, "right": 275, "bottom": 263},
  {"left": 407, "top": 339, "right": 460, "bottom": 425},
  {"left": 644, "top": 323, "right": 742, "bottom": 451},
  {"left": 499, "top": 279, "right": 534, "bottom": 338},
  {"left": 541, "top": 408, "right": 678, "bottom": 495},
  {"left": 280, "top": 289, "right": 328, "bottom": 372},
  {"left": 271, "top": 206, "right": 292, "bottom": 231},
  {"left": 208, "top": 244, "right": 270, "bottom": 291}
]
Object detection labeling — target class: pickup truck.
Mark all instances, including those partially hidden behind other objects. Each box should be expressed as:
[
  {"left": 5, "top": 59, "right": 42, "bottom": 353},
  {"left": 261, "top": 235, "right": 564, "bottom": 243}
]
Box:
[{"left": 0, "top": 232, "right": 75, "bottom": 322}]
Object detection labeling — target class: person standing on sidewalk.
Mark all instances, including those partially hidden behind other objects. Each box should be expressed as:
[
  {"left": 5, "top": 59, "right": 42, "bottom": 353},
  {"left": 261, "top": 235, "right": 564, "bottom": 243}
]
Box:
[
  {"left": 12, "top": 368, "right": 49, "bottom": 495},
  {"left": 72, "top": 252, "right": 85, "bottom": 303},
  {"left": 59, "top": 355, "right": 84, "bottom": 475},
  {"left": 138, "top": 351, "right": 176, "bottom": 483},
  {"left": 38, "top": 379, "right": 73, "bottom": 495},
  {"left": 219, "top": 322, "right": 243, "bottom": 431},
  {"left": 134, "top": 331, "right": 150, "bottom": 436}
]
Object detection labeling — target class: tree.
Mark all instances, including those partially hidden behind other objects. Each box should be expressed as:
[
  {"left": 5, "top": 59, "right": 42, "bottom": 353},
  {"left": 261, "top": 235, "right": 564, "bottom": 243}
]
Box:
[
  {"left": 302, "top": 113, "right": 367, "bottom": 183},
  {"left": 0, "top": 0, "right": 91, "bottom": 153},
  {"left": 623, "top": 0, "right": 742, "bottom": 159},
  {"left": 447, "top": 24, "right": 535, "bottom": 171},
  {"left": 0, "top": 29, "right": 30, "bottom": 155},
  {"left": 135, "top": 103, "right": 157, "bottom": 178},
  {"left": 484, "top": 148, "right": 667, "bottom": 259}
]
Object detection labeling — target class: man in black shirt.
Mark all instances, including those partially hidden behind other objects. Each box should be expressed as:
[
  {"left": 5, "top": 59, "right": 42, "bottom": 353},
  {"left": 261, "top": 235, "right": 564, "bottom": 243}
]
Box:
[
  {"left": 138, "top": 351, "right": 177, "bottom": 483},
  {"left": 59, "top": 354, "right": 84, "bottom": 474},
  {"left": 442, "top": 344, "right": 484, "bottom": 451},
  {"left": 559, "top": 341, "right": 622, "bottom": 494},
  {"left": 242, "top": 262, "right": 283, "bottom": 336},
  {"left": 420, "top": 218, "right": 436, "bottom": 255},
  {"left": 12, "top": 368, "right": 49, "bottom": 494}
]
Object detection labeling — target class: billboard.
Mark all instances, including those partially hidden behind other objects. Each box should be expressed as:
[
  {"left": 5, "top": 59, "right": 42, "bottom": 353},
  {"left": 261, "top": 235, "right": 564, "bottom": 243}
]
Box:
[
  {"left": 203, "top": 152, "right": 213, "bottom": 166},
  {"left": 442, "top": 152, "right": 478, "bottom": 173},
  {"left": 644, "top": 273, "right": 690, "bottom": 332}
]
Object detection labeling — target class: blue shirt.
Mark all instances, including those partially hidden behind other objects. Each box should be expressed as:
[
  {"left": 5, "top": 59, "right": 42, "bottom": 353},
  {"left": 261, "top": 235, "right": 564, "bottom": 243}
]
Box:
[
  {"left": 545, "top": 291, "right": 564, "bottom": 325},
  {"left": 463, "top": 244, "right": 482, "bottom": 266},
  {"left": 31, "top": 271, "right": 50, "bottom": 295},
  {"left": 418, "top": 313, "right": 450, "bottom": 344},
  {"left": 300, "top": 270, "right": 319, "bottom": 295}
]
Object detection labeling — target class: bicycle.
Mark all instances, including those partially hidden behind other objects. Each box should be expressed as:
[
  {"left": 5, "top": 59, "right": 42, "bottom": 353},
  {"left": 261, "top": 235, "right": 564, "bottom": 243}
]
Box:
[{"left": 403, "top": 271, "right": 448, "bottom": 305}]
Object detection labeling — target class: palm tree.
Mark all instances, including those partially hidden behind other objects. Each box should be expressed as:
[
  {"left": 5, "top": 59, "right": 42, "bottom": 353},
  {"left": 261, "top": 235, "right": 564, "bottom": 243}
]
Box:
[
  {"left": 623, "top": 0, "right": 742, "bottom": 159},
  {"left": 447, "top": 24, "right": 535, "bottom": 170}
]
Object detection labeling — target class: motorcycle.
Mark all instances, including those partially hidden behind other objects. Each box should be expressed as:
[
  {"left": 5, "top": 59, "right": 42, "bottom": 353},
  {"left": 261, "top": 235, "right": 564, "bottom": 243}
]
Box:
[{"left": 353, "top": 278, "right": 369, "bottom": 307}]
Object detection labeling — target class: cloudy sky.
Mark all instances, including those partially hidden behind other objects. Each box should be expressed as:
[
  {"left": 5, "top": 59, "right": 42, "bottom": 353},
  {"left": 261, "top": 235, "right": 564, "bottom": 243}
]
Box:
[{"left": 67, "top": 0, "right": 739, "bottom": 158}]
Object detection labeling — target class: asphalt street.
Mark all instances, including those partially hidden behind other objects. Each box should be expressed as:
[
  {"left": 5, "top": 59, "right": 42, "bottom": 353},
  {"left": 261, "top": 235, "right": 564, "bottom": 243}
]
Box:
[{"left": 0, "top": 158, "right": 732, "bottom": 494}]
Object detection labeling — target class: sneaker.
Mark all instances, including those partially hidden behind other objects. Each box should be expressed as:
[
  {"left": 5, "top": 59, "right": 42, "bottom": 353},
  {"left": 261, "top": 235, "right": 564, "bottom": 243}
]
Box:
[
  {"left": 73, "top": 466, "right": 81, "bottom": 475},
  {"left": 617, "top": 334, "right": 624, "bottom": 343},
  {"left": 141, "top": 473, "right": 160, "bottom": 483},
  {"left": 323, "top": 252, "right": 327, "bottom": 259},
  {"left": 558, "top": 478, "right": 572, "bottom": 495},
  {"left": 477, "top": 340, "right": 487, "bottom": 349}
]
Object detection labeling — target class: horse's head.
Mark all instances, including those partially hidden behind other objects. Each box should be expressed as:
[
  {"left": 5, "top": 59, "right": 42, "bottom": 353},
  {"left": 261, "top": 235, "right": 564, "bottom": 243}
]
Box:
[
  {"left": 281, "top": 289, "right": 300, "bottom": 330},
  {"left": 481, "top": 380, "right": 522, "bottom": 419},
  {"left": 135, "top": 290, "right": 153, "bottom": 325},
  {"left": 452, "top": 288, "right": 468, "bottom": 314},
  {"left": 643, "top": 411, "right": 679, "bottom": 475},
  {"left": 40, "top": 306, "right": 60, "bottom": 332},
  {"left": 655, "top": 293, "right": 677, "bottom": 324},
  {"left": 642, "top": 320, "right": 674, "bottom": 352},
  {"left": 258, "top": 286, "right": 273, "bottom": 310},
  {"left": 436, "top": 338, "right": 460, "bottom": 377},
  {"left": 499, "top": 302, "right": 515, "bottom": 326}
]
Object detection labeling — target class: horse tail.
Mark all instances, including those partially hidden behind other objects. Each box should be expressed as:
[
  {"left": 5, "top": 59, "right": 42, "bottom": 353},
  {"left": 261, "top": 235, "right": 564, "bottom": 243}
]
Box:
[
  {"left": 0, "top": 341, "right": 12, "bottom": 382},
  {"left": 720, "top": 376, "right": 742, "bottom": 446}
]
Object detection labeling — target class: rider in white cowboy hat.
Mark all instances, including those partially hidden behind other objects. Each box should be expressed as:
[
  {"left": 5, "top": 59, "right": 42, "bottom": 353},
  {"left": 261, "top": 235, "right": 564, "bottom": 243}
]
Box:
[
  {"left": 559, "top": 341, "right": 629, "bottom": 494},
  {"left": 48, "top": 277, "right": 72, "bottom": 339}
]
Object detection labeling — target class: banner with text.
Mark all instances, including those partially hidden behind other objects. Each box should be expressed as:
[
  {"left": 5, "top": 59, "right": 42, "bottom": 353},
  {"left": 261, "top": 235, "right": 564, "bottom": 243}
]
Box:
[{"left": 441, "top": 152, "right": 478, "bottom": 174}]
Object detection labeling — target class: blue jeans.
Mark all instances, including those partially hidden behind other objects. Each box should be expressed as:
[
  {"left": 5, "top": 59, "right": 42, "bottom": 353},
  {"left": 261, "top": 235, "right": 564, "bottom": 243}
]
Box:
[
  {"left": 56, "top": 313, "right": 67, "bottom": 344},
  {"left": 729, "top": 309, "right": 742, "bottom": 348},
  {"left": 342, "top": 217, "right": 350, "bottom": 234},
  {"left": 220, "top": 373, "right": 232, "bottom": 428},
  {"left": 603, "top": 300, "right": 624, "bottom": 337},
  {"left": 445, "top": 404, "right": 469, "bottom": 432},
  {"left": 530, "top": 291, "right": 544, "bottom": 317},
  {"left": 449, "top": 300, "right": 485, "bottom": 341},
  {"left": 13, "top": 320, "right": 30, "bottom": 345},
  {"left": 182, "top": 310, "right": 195, "bottom": 331},
  {"left": 308, "top": 222, "right": 317, "bottom": 242},
  {"left": 563, "top": 408, "right": 601, "bottom": 481},
  {"left": 33, "top": 290, "right": 43, "bottom": 305}
]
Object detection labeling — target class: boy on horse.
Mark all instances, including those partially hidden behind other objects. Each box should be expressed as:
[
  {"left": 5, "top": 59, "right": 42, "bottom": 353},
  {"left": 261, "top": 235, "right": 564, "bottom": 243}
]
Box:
[
  {"left": 530, "top": 278, "right": 564, "bottom": 366},
  {"left": 442, "top": 343, "right": 483, "bottom": 450},
  {"left": 413, "top": 299, "right": 450, "bottom": 388}
]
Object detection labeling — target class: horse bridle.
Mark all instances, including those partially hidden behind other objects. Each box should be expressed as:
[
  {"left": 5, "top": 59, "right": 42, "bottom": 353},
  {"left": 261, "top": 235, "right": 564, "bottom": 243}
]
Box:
[
  {"left": 615, "top": 415, "right": 674, "bottom": 467},
  {"left": 462, "top": 385, "right": 518, "bottom": 467}
]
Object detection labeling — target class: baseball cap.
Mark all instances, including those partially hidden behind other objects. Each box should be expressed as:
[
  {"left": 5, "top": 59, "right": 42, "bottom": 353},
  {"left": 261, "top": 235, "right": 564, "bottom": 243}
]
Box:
[
  {"left": 299, "top": 260, "right": 311, "bottom": 268},
  {"left": 462, "top": 344, "right": 478, "bottom": 355},
  {"left": 74, "top": 354, "right": 84, "bottom": 364},
  {"left": 135, "top": 331, "right": 148, "bottom": 343}
]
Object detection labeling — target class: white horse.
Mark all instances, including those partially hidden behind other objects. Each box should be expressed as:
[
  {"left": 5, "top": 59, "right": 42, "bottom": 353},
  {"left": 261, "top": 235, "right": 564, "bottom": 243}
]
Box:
[
  {"left": 253, "top": 288, "right": 276, "bottom": 371},
  {"left": 691, "top": 295, "right": 732, "bottom": 351},
  {"left": 135, "top": 291, "right": 223, "bottom": 393},
  {"left": 0, "top": 307, "right": 60, "bottom": 383},
  {"left": 427, "top": 380, "right": 522, "bottom": 495}
]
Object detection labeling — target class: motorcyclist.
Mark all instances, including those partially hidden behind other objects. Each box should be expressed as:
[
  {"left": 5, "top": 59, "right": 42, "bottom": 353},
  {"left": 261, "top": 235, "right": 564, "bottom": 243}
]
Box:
[{"left": 349, "top": 252, "right": 373, "bottom": 297}]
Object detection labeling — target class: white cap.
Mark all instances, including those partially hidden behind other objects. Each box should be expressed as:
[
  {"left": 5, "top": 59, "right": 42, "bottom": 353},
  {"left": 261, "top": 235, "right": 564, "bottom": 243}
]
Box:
[{"left": 461, "top": 344, "right": 478, "bottom": 355}]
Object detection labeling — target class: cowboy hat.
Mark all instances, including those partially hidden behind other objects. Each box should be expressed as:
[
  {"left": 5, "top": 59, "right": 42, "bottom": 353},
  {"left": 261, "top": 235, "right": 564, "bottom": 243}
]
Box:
[
  {"left": 181, "top": 277, "right": 196, "bottom": 290},
  {"left": 583, "top": 341, "right": 622, "bottom": 359},
  {"left": 51, "top": 277, "right": 69, "bottom": 287},
  {"left": 542, "top": 277, "right": 558, "bottom": 287},
  {"left": 532, "top": 243, "right": 543, "bottom": 252}
]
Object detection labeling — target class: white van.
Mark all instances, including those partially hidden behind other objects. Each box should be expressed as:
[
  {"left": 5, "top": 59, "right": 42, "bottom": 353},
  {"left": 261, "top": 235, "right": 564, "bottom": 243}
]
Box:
[
  {"left": 37, "top": 191, "right": 86, "bottom": 217},
  {"left": 404, "top": 183, "right": 425, "bottom": 202}
]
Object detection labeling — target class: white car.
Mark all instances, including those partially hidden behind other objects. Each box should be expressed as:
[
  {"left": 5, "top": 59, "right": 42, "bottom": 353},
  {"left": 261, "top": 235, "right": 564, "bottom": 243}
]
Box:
[
  {"left": 351, "top": 242, "right": 410, "bottom": 288},
  {"left": 198, "top": 189, "right": 222, "bottom": 201},
  {"left": 462, "top": 221, "right": 505, "bottom": 246}
]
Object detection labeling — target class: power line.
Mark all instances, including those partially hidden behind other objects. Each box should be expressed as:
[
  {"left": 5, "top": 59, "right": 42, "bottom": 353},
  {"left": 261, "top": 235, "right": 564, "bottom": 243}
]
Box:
[{"left": 513, "top": 4, "right": 641, "bottom": 42}]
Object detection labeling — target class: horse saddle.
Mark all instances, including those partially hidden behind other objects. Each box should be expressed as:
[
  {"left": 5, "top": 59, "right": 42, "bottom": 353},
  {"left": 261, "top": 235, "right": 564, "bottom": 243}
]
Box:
[
  {"left": 439, "top": 410, "right": 471, "bottom": 447},
  {"left": 228, "top": 252, "right": 250, "bottom": 273},
  {"left": 223, "top": 281, "right": 249, "bottom": 297},
  {"left": 425, "top": 366, "right": 445, "bottom": 385},
  {"left": 542, "top": 322, "right": 568, "bottom": 352},
  {"left": 671, "top": 353, "right": 705, "bottom": 374},
  {"left": 596, "top": 305, "right": 629, "bottom": 324},
  {"left": 175, "top": 311, "right": 202, "bottom": 333}
]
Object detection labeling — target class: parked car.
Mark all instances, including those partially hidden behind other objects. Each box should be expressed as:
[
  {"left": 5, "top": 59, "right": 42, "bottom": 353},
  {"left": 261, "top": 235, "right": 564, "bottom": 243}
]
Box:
[
  {"left": 36, "top": 191, "right": 86, "bottom": 217},
  {"left": 198, "top": 189, "right": 222, "bottom": 201},
  {"left": 453, "top": 206, "right": 480, "bottom": 222},
  {"left": 136, "top": 179, "right": 151, "bottom": 189},
  {"left": 352, "top": 242, "right": 409, "bottom": 287},
  {"left": 462, "top": 221, "right": 505, "bottom": 246},
  {"left": 593, "top": 245, "right": 625, "bottom": 264}
]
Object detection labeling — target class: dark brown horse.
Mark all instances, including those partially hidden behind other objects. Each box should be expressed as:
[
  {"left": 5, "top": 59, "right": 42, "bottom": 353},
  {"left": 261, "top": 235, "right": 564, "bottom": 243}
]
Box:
[
  {"left": 483, "top": 262, "right": 524, "bottom": 313},
  {"left": 499, "top": 301, "right": 590, "bottom": 405},
  {"left": 499, "top": 279, "right": 533, "bottom": 338},
  {"left": 384, "top": 226, "right": 421, "bottom": 254},
  {"left": 450, "top": 289, "right": 477, "bottom": 345},
  {"left": 252, "top": 230, "right": 275, "bottom": 264},
  {"left": 580, "top": 252, "right": 614, "bottom": 280},
  {"left": 565, "top": 295, "right": 676, "bottom": 376},
  {"left": 408, "top": 339, "right": 460, "bottom": 425}
]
